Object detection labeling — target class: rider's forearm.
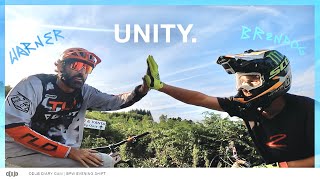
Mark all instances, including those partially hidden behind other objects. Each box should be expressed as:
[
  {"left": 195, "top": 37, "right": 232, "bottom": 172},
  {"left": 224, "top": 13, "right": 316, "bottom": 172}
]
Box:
[
  {"left": 287, "top": 156, "right": 314, "bottom": 167},
  {"left": 159, "top": 83, "right": 223, "bottom": 111},
  {"left": 6, "top": 124, "right": 71, "bottom": 158}
]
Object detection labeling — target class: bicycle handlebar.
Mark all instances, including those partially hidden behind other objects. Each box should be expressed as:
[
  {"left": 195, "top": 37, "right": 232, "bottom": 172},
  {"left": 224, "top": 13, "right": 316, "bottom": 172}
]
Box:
[{"left": 92, "top": 132, "right": 150, "bottom": 153}]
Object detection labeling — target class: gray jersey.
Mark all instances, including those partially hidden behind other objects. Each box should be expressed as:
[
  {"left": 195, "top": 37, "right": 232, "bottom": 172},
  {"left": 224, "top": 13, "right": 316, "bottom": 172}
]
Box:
[{"left": 5, "top": 74, "right": 146, "bottom": 148}]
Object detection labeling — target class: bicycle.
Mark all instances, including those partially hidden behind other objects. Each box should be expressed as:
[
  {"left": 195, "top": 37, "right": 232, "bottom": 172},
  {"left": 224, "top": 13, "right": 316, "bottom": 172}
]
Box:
[
  {"left": 91, "top": 132, "right": 150, "bottom": 167},
  {"left": 209, "top": 141, "right": 251, "bottom": 168}
]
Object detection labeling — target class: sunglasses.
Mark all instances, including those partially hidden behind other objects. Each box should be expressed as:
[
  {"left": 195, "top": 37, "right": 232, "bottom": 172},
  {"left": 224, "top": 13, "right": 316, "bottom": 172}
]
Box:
[{"left": 69, "top": 61, "right": 94, "bottom": 74}]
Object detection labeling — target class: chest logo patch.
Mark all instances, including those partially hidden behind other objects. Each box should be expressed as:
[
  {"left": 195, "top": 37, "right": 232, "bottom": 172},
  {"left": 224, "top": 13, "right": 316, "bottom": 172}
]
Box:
[{"left": 266, "top": 134, "right": 287, "bottom": 149}]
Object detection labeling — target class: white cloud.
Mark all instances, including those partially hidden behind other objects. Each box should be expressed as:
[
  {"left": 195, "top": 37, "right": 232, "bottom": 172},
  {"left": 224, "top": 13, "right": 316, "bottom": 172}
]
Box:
[
  {"left": 163, "top": 62, "right": 215, "bottom": 78},
  {"left": 290, "top": 65, "right": 315, "bottom": 98},
  {"left": 214, "top": 6, "right": 282, "bottom": 16},
  {"left": 265, "top": 34, "right": 315, "bottom": 50},
  {"left": 39, "top": 24, "right": 118, "bottom": 32}
]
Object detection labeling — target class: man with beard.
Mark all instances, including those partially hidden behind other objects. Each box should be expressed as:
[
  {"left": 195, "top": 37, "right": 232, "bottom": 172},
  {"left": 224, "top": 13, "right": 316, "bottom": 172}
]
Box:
[{"left": 5, "top": 48, "right": 149, "bottom": 167}]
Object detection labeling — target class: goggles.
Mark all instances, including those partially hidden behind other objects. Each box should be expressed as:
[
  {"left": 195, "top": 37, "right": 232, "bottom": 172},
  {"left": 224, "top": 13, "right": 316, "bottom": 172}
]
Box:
[
  {"left": 235, "top": 72, "right": 264, "bottom": 91},
  {"left": 69, "top": 61, "right": 94, "bottom": 74}
]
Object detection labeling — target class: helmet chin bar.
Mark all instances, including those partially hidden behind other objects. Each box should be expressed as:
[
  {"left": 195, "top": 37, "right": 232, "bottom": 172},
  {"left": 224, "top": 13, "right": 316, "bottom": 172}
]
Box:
[{"left": 234, "top": 90, "right": 272, "bottom": 112}]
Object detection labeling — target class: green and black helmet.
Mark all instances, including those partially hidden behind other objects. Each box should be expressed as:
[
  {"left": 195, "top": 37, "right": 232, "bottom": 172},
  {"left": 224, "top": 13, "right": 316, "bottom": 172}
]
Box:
[{"left": 217, "top": 49, "right": 291, "bottom": 109}]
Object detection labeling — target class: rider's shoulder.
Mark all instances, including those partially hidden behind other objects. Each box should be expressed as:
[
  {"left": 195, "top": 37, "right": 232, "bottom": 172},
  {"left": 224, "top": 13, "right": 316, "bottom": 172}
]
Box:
[
  {"left": 16, "top": 74, "right": 56, "bottom": 90},
  {"left": 284, "top": 93, "right": 315, "bottom": 106},
  {"left": 81, "top": 83, "right": 102, "bottom": 94},
  {"left": 21, "top": 73, "right": 56, "bottom": 82},
  {"left": 18, "top": 74, "right": 44, "bottom": 85},
  {"left": 32, "top": 73, "right": 57, "bottom": 81}
]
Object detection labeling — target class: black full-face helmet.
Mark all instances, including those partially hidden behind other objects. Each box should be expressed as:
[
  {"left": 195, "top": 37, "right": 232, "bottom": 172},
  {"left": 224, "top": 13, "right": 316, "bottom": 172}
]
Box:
[{"left": 217, "top": 49, "right": 292, "bottom": 110}]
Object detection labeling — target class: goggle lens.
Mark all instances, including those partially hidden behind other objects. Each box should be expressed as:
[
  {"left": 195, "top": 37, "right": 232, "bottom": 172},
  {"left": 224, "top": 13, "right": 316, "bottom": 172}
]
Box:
[
  {"left": 70, "top": 61, "right": 93, "bottom": 74},
  {"left": 236, "top": 73, "right": 263, "bottom": 91}
]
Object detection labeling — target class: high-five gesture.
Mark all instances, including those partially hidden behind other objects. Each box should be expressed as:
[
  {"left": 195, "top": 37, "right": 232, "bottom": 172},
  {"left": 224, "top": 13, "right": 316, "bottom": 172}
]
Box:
[{"left": 144, "top": 55, "right": 164, "bottom": 90}]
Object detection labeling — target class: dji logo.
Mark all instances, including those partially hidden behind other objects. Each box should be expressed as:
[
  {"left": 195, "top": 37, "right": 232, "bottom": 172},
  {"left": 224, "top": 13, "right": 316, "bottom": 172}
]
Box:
[{"left": 6, "top": 171, "right": 18, "bottom": 177}]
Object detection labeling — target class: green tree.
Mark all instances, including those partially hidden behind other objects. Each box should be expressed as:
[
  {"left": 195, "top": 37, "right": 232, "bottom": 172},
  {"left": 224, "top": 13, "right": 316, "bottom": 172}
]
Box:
[
  {"left": 5, "top": 85, "right": 12, "bottom": 97},
  {"left": 82, "top": 110, "right": 263, "bottom": 167}
]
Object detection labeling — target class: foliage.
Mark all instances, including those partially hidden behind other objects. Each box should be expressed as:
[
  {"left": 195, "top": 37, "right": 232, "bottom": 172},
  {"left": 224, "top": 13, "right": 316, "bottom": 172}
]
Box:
[
  {"left": 82, "top": 110, "right": 264, "bottom": 167},
  {"left": 5, "top": 85, "right": 12, "bottom": 97}
]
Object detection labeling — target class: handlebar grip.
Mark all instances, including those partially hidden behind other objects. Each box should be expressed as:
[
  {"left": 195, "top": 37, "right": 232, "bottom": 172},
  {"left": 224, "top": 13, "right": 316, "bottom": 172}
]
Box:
[
  {"left": 91, "top": 145, "right": 111, "bottom": 152},
  {"left": 93, "top": 132, "right": 150, "bottom": 152},
  {"left": 135, "top": 132, "right": 150, "bottom": 138},
  {"left": 126, "top": 132, "right": 150, "bottom": 142}
]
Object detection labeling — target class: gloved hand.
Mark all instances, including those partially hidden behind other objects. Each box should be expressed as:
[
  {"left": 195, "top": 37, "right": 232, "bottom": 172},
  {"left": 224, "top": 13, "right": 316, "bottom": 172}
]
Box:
[{"left": 144, "top": 55, "right": 164, "bottom": 90}]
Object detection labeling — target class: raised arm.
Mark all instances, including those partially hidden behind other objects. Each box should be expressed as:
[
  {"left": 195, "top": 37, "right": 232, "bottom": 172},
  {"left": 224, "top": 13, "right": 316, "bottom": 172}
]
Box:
[
  {"left": 286, "top": 156, "right": 314, "bottom": 167},
  {"left": 83, "top": 83, "right": 148, "bottom": 111},
  {"left": 159, "top": 83, "right": 223, "bottom": 111},
  {"left": 144, "top": 55, "right": 223, "bottom": 111}
]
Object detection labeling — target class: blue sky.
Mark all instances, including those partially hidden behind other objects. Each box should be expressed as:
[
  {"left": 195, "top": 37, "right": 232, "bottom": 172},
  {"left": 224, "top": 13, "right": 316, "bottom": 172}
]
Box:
[{"left": 5, "top": 5, "right": 315, "bottom": 121}]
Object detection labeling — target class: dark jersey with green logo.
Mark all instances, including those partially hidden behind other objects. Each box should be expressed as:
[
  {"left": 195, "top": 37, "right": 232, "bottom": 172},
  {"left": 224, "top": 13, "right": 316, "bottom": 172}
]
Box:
[{"left": 218, "top": 93, "right": 314, "bottom": 164}]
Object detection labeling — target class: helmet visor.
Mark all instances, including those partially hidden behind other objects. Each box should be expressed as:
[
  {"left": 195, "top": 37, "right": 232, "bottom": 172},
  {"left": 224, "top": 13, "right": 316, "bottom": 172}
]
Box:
[{"left": 235, "top": 72, "right": 264, "bottom": 91}]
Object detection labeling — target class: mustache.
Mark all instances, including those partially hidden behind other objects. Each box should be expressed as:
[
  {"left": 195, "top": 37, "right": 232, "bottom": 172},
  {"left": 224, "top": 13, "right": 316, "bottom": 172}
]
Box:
[{"left": 72, "top": 74, "right": 85, "bottom": 81}]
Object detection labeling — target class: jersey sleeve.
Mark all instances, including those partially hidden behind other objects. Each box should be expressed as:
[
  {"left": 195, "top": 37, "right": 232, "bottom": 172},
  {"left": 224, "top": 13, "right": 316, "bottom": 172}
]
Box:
[
  {"left": 82, "top": 84, "right": 147, "bottom": 111},
  {"left": 5, "top": 76, "right": 71, "bottom": 158},
  {"left": 5, "top": 76, "right": 42, "bottom": 126}
]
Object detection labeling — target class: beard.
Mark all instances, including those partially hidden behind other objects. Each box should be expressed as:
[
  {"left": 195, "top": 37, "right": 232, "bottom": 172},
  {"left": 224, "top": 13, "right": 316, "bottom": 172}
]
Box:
[{"left": 62, "top": 73, "right": 85, "bottom": 89}]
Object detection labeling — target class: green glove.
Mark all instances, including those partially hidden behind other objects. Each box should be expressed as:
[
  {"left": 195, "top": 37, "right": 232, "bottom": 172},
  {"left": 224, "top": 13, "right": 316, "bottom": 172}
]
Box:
[{"left": 144, "top": 55, "right": 164, "bottom": 90}]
